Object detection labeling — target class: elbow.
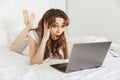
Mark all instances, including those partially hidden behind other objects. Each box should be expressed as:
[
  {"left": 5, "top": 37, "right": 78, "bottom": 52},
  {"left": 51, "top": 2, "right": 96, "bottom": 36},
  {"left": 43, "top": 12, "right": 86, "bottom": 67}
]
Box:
[
  {"left": 64, "top": 56, "right": 69, "bottom": 59},
  {"left": 64, "top": 55, "right": 69, "bottom": 59},
  {"left": 30, "top": 59, "right": 43, "bottom": 65},
  {"left": 30, "top": 61, "right": 43, "bottom": 65},
  {"left": 64, "top": 52, "right": 71, "bottom": 59}
]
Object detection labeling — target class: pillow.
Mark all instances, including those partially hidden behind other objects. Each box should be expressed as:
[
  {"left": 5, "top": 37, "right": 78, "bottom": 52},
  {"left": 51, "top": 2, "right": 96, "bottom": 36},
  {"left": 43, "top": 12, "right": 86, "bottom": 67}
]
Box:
[
  {"left": 68, "top": 35, "right": 97, "bottom": 48},
  {"left": 110, "top": 43, "right": 120, "bottom": 57},
  {"left": 69, "top": 35, "right": 96, "bottom": 43},
  {"left": 68, "top": 35, "right": 109, "bottom": 50},
  {"left": 0, "top": 27, "right": 8, "bottom": 47},
  {"left": 69, "top": 35, "right": 120, "bottom": 57}
]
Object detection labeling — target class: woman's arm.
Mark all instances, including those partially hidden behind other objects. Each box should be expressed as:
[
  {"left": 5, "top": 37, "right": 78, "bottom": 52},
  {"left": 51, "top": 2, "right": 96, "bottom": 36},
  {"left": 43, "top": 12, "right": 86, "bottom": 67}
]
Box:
[
  {"left": 28, "top": 35, "right": 47, "bottom": 64},
  {"left": 63, "top": 31, "right": 71, "bottom": 59},
  {"left": 29, "top": 22, "right": 50, "bottom": 65},
  {"left": 63, "top": 41, "right": 71, "bottom": 59}
]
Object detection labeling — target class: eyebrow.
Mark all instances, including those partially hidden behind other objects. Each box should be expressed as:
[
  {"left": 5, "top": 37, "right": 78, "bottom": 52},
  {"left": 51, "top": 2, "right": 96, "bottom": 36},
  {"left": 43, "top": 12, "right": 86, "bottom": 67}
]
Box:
[{"left": 54, "top": 22, "right": 65, "bottom": 25}]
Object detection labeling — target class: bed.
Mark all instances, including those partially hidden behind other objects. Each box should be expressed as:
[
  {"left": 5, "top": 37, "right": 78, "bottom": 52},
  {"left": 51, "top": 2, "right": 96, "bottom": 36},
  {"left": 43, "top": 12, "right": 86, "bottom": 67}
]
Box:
[{"left": 0, "top": 35, "right": 120, "bottom": 80}]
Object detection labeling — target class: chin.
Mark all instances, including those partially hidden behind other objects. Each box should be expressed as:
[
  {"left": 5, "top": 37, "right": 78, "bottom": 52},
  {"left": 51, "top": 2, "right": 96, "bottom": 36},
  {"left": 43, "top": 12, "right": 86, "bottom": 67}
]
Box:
[
  {"left": 51, "top": 37, "right": 59, "bottom": 41},
  {"left": 52, "top": 38, "right": 58, "bottom": 41}
]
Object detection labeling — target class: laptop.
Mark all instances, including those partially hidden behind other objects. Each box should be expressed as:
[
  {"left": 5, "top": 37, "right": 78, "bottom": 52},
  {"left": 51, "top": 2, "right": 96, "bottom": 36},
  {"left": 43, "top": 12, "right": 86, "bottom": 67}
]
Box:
[{"left": 50, "top": 41, "right": 112, "bottom": 73}]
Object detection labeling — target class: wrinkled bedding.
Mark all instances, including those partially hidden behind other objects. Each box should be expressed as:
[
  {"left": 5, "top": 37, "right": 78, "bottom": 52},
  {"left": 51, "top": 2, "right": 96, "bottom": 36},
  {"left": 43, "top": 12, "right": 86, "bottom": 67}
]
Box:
[{"left": 0, "top": 36, "right": 120, "bottom": 80}]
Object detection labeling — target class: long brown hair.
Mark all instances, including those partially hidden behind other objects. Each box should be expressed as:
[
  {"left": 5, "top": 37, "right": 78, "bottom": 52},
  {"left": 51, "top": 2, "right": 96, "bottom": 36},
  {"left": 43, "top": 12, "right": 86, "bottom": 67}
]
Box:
[{"left": 34, "top": 8, "right": 69, "bottom": 59}]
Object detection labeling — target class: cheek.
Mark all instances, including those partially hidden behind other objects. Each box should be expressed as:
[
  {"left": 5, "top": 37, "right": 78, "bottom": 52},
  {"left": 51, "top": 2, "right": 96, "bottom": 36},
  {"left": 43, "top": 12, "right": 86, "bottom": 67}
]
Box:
[
  {"left": 50, "top": 29, "right": 54, "bottom": 33},
  {"left": 51, "top": 28, "right": 57, "bottom": 34},
  {"left": 62, "top": 28, "right": 66, "bottom": 32},
  {"left": 50, "top": 29, "right": 55, "bottom": 36},
  {"left": 50, "top": 30, "right": 52, "bottom": 35},
  {"left": 51, "top": 28, "right": 55, "bottom": 32}
]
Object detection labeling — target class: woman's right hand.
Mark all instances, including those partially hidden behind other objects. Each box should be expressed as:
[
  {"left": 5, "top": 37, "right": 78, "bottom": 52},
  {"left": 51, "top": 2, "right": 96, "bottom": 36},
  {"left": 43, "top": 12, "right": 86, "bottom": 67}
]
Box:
[{"left": 43, "top": 21, "right": 50, "bottom": 41}]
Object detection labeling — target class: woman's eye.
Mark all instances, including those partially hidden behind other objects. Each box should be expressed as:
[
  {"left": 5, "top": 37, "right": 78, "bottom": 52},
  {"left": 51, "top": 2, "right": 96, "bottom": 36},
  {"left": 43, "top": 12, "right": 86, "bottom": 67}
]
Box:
[
  {"left": 53, "top": 25, "right": 58, "bottom": 28},
  {"left": 62, "top": 25, "right": 65, "bottom": 28},
  {"left": 52, "top": 26, "right": 56, "bottom": 28}
]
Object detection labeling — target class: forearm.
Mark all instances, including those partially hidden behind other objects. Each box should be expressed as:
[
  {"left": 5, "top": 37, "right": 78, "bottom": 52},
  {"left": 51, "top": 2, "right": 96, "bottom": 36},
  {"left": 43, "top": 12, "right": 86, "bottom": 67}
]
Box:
[
  {"left": 64, "top": 43, "right": 71, "bottom": 59},
  {"left": 30, "top": 38, "right": 47, "bottom": 64},
  {"left": 63, "top": 35, "right": 71, "bottom": 59}
]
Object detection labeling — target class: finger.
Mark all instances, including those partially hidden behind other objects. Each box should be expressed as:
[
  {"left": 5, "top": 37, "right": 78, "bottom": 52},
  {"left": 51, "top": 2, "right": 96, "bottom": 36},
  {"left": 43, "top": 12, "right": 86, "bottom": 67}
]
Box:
[
  {"left": 44, "top": 19, "right": 46, "bottom": 26},
  {"left": 48, "top": 27, "right": 51, "bottom": 32},
  {"left": 64, "top": 29, "right": 68, "bottom": 38},
  {"left": 44, "top": 20, "right": 48, "bottom": 28}
]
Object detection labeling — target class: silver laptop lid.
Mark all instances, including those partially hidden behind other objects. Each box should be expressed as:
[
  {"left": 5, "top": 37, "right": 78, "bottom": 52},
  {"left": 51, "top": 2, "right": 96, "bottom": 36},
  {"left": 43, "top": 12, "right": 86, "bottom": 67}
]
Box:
[{"left": 66, "top": 41, "right": 111, "bottom": 72}]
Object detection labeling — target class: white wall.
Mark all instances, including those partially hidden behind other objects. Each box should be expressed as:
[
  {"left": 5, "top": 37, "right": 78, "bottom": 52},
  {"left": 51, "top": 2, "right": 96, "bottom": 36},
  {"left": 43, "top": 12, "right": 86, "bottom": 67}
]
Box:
[
  {"left": 67, "top": 0, "right": 120, "bottom": 44},
  {"left": 0, "top": 0, "right": 66, "bottom": 45},
  {"left": 49, "top": 0, "right": 67, "bottom": 12},
  {"left": 0, "top": 1, "right": 49, "bottom": 34},
  {"left": 0, "top": 0, "right": 51, "bottom": 44}
]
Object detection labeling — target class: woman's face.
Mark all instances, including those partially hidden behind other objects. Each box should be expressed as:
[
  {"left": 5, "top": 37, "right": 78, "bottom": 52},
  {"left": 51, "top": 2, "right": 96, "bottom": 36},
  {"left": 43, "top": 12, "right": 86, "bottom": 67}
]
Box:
[{"left": 50, "top": 17, "right": 67, "bottom": 40}]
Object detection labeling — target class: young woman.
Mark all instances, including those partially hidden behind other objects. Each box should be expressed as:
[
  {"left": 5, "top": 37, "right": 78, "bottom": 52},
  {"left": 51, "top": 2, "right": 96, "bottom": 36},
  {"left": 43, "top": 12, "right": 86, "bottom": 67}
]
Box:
[{"left": 10, "top": 8, "right": 71, "bottom": 65}]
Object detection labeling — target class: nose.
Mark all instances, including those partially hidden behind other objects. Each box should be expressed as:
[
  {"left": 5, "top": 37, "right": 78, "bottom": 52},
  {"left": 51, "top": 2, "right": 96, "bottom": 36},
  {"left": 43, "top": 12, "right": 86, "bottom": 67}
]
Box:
[{"left": 57, "top": 27, "right": 62, "bottom": 33}]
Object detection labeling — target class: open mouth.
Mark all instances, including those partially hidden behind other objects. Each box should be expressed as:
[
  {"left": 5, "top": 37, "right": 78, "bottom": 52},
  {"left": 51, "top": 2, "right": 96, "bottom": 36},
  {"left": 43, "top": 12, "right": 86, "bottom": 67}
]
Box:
[
  {"left": 52, "top": 35, "right": 60, "bottom": 40},
  {"left": 56, "top": 35, "right": 59, "bottom": 38},
  {"left": 55, "top": 35, "right": 60, "bottom": 39}
]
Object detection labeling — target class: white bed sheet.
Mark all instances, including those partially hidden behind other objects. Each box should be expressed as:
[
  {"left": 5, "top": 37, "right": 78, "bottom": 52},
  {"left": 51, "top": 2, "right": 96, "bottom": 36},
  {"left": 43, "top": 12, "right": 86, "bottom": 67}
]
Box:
[
  {"left": 0, "top": 36, "right": 120, "bottom": 80},
  {"left": 0, "top": 46, "right": 120, "bottom": 80}
]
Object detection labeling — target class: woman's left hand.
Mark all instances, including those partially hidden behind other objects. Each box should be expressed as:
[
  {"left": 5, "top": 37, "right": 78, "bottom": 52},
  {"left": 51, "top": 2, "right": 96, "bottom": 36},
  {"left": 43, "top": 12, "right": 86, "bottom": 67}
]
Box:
[{"left": 64, "top": 30, "right": 69, "bottom": 43}]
